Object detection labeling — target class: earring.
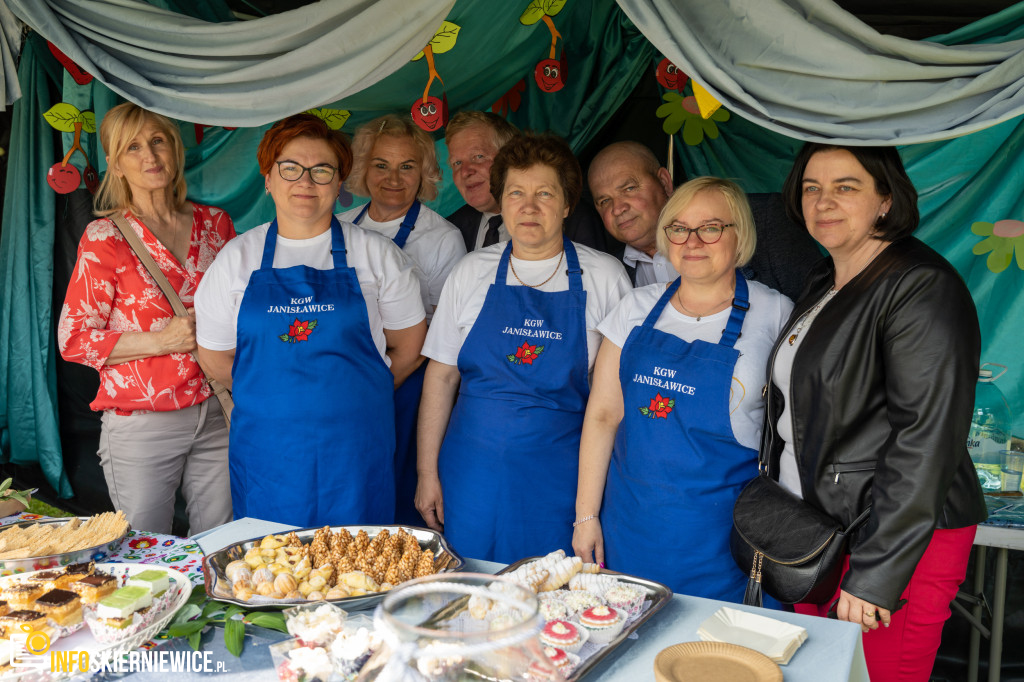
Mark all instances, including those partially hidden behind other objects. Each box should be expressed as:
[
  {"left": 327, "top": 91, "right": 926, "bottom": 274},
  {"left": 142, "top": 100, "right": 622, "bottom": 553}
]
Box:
[{"left": 265, "top": 188, "right": 270, "bottom": 195}]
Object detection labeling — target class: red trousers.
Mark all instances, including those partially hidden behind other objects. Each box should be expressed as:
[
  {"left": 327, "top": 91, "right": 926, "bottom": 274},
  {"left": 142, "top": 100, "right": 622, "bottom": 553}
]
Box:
[{"left": 795, "top": 525, "right": 976, "bottom": 682}]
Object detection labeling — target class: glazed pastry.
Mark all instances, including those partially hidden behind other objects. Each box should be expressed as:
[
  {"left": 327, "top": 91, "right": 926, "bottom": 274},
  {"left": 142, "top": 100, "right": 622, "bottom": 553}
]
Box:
[
  {"left": 581, "top": 563, "right": 601, "bottom": 574},
  {"left": 578, "top": 605, "right": 625, "bottom": 644},
  {"left": 0, "top": 610, "right": 49, "bottom": 637},
  {"left": 69, "top": 573, "right": 117, "bottom": 604},
  {"left": 31, "top": 570, "right": 67, "bottom": 591},
  {"left": 62, "top": 562, "right": 95, "bottom": 582},
  {"left": 414, "top": 549, "right": 435, "bottom": 578},
  {"left": 539, "top": 556, "right": 582, "bottom": 591},
  {"left": 538, "top": 619, "right": 585, "bottom": 653},
  {"left": 34, "top": 589, "right": 82, "bottom": 626},
  {"left": 0, "top": 601, "right": 7, "bottom": 618},
  {"left": 542, "top": 646, "right": 577, "bottom": 675},
  {"left": 1, "top": 582, "right": 45, "bottom": 609},
  {"left": 568, "top": 573, "right": 618, "bottom": 596}
]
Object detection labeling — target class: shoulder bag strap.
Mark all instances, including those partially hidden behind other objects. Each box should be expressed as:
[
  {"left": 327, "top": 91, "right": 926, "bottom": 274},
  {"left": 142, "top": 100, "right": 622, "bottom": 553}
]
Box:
[{"left": 110, "top": 212, "right": 233, "bottom": 422}]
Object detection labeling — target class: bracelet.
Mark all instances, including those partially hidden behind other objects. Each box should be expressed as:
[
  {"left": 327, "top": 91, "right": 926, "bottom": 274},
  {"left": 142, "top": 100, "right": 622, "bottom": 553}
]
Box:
[{"left": 573, "top": 515, "right": 597, "bottom": 527}]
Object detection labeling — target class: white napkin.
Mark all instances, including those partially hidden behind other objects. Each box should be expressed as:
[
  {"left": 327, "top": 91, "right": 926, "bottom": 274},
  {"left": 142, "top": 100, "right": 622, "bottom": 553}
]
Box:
[{"left": 697, "top": 606, "right": 808, "bottom": 665}]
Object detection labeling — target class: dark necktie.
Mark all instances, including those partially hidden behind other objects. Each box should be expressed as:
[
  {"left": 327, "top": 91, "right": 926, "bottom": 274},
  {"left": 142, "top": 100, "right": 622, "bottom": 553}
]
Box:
[{"left": 482, "top": 214, "right": 502, "bottom": 248}]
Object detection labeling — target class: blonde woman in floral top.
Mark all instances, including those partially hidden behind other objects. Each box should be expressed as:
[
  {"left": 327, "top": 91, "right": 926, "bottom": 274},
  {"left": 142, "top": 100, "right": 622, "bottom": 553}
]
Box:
[{"left": 58, "top": 102, "right": 234, "bottom": 534}]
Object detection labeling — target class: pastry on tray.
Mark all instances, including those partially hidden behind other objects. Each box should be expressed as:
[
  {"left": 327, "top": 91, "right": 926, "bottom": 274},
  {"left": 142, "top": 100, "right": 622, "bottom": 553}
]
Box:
[
  {"left": 34, "top": 589, "right": 83, "bottom": 627},
  {"left": 68, "top": 573, "right": 118, "bottom": 604},
  {"left": 539, "top": 619, "right": 587, "bottom": 654},
  {"left": 578, "top": 605, "right": 625, "bottom": 644}
]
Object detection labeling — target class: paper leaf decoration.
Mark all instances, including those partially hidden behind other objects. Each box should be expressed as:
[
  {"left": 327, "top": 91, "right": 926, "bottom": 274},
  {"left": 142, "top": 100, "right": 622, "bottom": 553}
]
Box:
[
  {"left": 492, "top": 79, "right": 526, "bottom": 116},
  {"left": 43, "top": 103, "right": 85, "bottom": 133},
  {"left": 520, "top": 0, "right": 567, "bottom": 25},
  {"left": 412, "top": 22, "right": 461, "bottom": 61},
  {"left": 972, "top": 219, "right": 1024, "bottom": 273},
  {"left": 305, "top": 108, "right": 351, "bottom": 130},
  {"left": 80, "top": 111, "right": 96, "bottom": 134},
  {"left": 692, "top": 80, "right": 722, "bottom": 119}
]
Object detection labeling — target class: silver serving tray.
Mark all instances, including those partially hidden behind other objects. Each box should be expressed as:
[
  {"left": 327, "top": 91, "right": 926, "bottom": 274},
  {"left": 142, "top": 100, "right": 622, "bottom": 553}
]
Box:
[
  {"left": 498, "top": 557, "right": 673, "bottom": 682},
  {"left": 203, "top": 524, "right": 465, "bottom": 611},
  {"left": 0, "top": 516, "right": 128, "bottom": 576}
]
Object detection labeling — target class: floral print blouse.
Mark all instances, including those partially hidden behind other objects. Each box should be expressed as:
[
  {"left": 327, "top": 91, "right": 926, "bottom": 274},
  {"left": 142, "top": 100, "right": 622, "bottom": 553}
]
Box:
[{"left": 57, "top": 204, "right": 235, "bottom": 415}]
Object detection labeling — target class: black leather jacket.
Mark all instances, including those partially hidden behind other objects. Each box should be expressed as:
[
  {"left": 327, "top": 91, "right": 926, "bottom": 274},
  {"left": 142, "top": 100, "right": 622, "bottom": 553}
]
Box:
[{"left": 760, "top": 237, "right": 987, "bottom": 611}]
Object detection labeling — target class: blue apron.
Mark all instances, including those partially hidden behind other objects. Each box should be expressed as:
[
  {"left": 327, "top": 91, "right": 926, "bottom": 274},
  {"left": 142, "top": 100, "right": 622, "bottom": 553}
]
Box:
[
  {"left": 229, "top": 217, "right": 396, "bottom": 527},
  {"left": 354, "top": 201, "right": 424, "bottom": 525},
  {"left": 602, "top": 272, "right": 767, "bottom": 603},
  {"left": 440, "top": 237, "right": 589, "bottom": 563}
]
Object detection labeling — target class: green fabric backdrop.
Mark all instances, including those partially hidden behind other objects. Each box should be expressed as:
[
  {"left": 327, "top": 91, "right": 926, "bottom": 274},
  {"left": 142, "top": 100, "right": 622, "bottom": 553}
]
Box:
[{"left": 2, "top": 0, "right": 1023, "bottom": 495}]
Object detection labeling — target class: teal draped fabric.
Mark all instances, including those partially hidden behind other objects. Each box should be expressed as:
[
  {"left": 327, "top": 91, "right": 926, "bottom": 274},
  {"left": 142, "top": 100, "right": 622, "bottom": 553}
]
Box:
[
  {"left": 620, "top": 0, "right": 1024, "bottom": 144},
  {"left": 0, "top": 37, "right": 73, "bottom": 496},
  {"left": 671, "top": 10, "right": 1024, "bottom": 434},
  {"left": 0, "top": 1, "right": 655, "bottom": 492}
]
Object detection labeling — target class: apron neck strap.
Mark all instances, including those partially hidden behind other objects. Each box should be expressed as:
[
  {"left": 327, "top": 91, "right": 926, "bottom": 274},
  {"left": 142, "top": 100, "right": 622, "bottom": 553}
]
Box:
[
  {"left": 261, "top": 216, "right": 347, "bottom": 269},
  {"left": 260, "top": 219, "right": 279, "bottom": 269},
  {"left": 719, "top": 270, "right": 749, "bottom": 349},
  {"left": 330, "top": 216, "right": 347, "bottom": 268},
  {"left": 641, "top": 271, "right": 749, "bottom": 349},
  {"left": 495, "top": 236, "right": 581, "bottom": 289},
  {"left": 354, "top": 201, "right": 420, "bottom": 249},
  {"left": 643, "top": 278, "right": 681, "bottom": 327}
]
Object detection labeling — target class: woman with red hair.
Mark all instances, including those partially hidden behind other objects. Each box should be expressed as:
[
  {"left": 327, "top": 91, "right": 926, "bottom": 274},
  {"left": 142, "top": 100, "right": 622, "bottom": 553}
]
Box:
[{"left": 195, "top": 114, "right": 426, "bottom": 527}]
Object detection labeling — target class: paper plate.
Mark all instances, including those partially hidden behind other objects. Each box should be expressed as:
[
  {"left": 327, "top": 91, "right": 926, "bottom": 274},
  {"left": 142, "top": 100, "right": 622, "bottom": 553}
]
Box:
[
  {"left": 697, "top": 606, "right": 808, "bottom": 664},
  {"left": 654, "top": 641, "right": 782, "bottom": 682}
]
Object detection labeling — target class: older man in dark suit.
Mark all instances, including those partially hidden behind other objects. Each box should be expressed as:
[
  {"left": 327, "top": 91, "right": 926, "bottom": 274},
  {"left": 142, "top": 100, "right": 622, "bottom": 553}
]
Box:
[
  {"left": 588, "top": 141, "right": 821, "bottom": 299},
  {"left": 445, "top": 111, "right": 608, "bottom": 252}
]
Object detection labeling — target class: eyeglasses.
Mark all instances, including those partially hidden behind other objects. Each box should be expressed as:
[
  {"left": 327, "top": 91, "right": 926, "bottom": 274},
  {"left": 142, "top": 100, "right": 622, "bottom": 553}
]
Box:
[
  {"left": 275, "top": 161, "right": 338, "bottom": 185},
  {"left": 663, "top": 221, "right": 735, "bottom": 245}
]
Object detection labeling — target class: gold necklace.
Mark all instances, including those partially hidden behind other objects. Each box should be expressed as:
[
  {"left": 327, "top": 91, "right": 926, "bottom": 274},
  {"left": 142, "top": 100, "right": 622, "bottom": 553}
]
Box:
[
  {"left": 787, "top": 288, "right": 838, "bottom": 345},
  {"left": 509, "top": 249, "right": 564, "bottom": 288},
  {"left": 675, "top": 287, "right": 734, "bottom": 321}
]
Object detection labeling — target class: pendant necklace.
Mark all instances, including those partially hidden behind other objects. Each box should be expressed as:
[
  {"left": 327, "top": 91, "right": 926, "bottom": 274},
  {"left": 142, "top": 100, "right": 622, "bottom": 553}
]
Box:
[
  {"left": 787, "top": 288, "right": 838, "bottom": 345},
  {"left": 675, "top": 287, "right": 734, "bottom": 321},
  {"left": 510, "top": 249, "right": 564, "bottom": 288}
]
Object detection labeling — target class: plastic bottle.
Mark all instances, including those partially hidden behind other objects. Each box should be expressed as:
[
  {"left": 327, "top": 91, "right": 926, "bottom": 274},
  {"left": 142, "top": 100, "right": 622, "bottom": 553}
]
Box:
[{"left": 967, "top": 363, "right": 1012, "bottom": 492}]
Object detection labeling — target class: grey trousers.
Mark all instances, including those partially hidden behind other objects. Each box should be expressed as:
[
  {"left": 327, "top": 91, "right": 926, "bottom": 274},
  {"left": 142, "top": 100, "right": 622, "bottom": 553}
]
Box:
[{"left": 98, "top": 399, "right": 232, "bottom": 535}]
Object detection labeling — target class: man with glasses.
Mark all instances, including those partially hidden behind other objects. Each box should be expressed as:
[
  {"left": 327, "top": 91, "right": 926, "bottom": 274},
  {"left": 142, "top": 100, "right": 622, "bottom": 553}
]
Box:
[
  {"left": 445, "top": 111, "right": 609, "bottom": 253},
  {"left": 588, "top": 141, "right": 820, "bottom": 298}
]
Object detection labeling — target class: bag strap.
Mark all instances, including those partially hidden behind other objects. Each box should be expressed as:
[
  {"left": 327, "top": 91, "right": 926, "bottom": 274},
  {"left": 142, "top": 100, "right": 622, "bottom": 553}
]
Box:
[{"left": 110, "top": 212, "right": 226, "bottom": 395}]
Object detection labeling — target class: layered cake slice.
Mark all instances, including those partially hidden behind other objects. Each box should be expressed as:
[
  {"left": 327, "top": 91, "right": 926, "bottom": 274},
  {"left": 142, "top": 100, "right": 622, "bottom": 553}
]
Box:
[
  {"left": 35, "top": 589, "right": 83, "bottom": 626},
  {"left": 95, "top": 586, "right": 152, "bottom": 629},
  {"left": 68, "top": 573, "right": 118, "bottom": 604},
  {"left": 127, "top": 569, "right": 170, "bottom": 598}
]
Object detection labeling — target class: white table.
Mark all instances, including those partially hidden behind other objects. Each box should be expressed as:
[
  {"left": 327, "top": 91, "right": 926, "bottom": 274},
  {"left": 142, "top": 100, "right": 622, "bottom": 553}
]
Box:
[
  {"left": 182, "top": 518, "right": 869, "bottom": 682},
  {"left": 969, "top": 523, "right": 1024, "bottom": 682}
]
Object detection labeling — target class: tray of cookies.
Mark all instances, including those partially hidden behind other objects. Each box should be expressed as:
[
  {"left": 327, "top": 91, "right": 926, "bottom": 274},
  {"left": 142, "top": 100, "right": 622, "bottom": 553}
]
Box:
[
  {"left": 488, "top": 551, "right": 673, "bottom": 681},
  {"left": 0, "top": 513, "right": 129, "bottom": 578},
  {"left": 203, "top": 524, "right": 464, "bottom": 611},
  {"left": 0, "top": 561, "right": 191, "bottom": 680}
]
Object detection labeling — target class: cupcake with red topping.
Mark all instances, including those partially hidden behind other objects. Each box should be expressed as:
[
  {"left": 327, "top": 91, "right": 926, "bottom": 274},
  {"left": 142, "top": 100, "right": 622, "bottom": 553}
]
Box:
[
  {"left": 578, "top": 605, "right": 624, "bottom": 645},
  {"left": 539, "top": 619, "right": 588, "bottom": 653},
  {"left": 543, "top": 645, "right": 580, "bottom": 675}
]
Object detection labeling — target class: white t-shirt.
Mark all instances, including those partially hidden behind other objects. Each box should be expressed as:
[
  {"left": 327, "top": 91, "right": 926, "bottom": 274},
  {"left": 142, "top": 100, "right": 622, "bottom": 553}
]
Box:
[
  {"left": 598, "top": 279, "right": 793, "bottom": 450},
  {"left": 336, "top": 204, "right": 466, "bottom": 314},
  {"left": 472, "top": 212, "right": 511, "bottom": 251},
  {"left": 623, "top": 246, "right": 676, "bottom": 287},
  {"left": 423, "top": 242, "right": 632, "bottom": 371},
  {"left": 772, "top": 288, "right": 838, "bottom": 497},
  {"left": 195, "top": 221, "right": 425, "bottom": 364}
]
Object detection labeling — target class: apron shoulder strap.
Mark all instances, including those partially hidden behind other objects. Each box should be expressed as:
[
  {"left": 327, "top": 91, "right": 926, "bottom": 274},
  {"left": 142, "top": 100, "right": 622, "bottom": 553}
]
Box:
[
  {"left": 330, "top": 216, "right": 348, "bottom": 269},
  {"left": 495, "top": 241, "right": 514, "bottom": 284},
  {"left": 720, "top": 270, "right": 750, "bottom": 348},
  {"left": 642, "top": 278, "right": 681, "bottom": 328},
  {"left": 393, "top": 201, "right": 420, "bottom": 249},
  {"left": 260, "top": 220, "right": 279, "bottom": 269},
  {"left": 563, "top": 236, "right": 583, "bottom": 291}
]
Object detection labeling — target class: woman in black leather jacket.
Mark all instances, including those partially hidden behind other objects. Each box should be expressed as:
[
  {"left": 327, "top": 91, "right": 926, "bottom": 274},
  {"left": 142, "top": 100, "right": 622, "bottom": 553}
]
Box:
[{"left": 764, "top": 142, "right": 986, "bottom": 682}]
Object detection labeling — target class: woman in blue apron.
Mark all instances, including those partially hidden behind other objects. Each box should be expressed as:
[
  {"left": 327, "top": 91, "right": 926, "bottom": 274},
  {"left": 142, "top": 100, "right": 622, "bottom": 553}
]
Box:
[
  {"left": 415, "top": 134, "right": 631, "bottom": 563},
  {"left": 573, "top": 177, "right": 793, "bottom": 601},
  {"left": 338, "top": 115, "right": 465, "bottom": 526},
  {"left": 195, "top": 114, "right": 426, "bottom": 527}
]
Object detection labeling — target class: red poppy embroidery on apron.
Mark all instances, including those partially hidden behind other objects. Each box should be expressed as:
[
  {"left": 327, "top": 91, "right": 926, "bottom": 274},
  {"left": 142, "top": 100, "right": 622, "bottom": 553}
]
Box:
[
  {"left": 640, "top": 392, "right": 675, "bottom": 419},
  {"left": 507, "top": 341, "right": 544, "bottom": 365},
  {"left": 279, "top": 318, "right": 317, "bottom": 343}
]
